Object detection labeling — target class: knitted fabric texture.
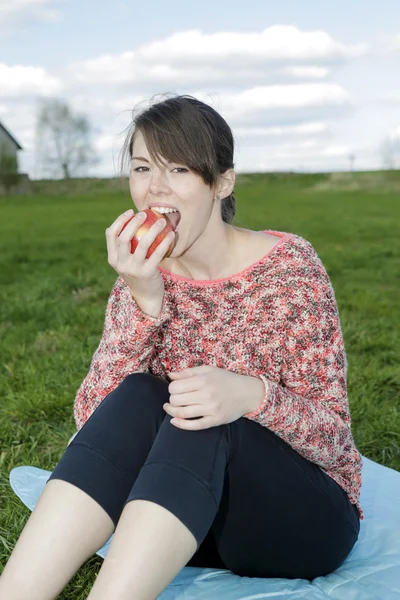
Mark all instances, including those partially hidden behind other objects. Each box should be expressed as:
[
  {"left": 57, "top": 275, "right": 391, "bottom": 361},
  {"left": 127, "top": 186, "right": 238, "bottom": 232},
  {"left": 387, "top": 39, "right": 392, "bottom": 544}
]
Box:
[{"left": 73, "top": 229, "right": 364, "bottom": 520}]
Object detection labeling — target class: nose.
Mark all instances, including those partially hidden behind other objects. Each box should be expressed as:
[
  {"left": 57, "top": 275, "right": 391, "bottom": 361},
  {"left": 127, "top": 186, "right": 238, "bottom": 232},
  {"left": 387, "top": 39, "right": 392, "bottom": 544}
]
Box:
[{"left": 148, "top": 169, "right": 171, "bottom": 195}]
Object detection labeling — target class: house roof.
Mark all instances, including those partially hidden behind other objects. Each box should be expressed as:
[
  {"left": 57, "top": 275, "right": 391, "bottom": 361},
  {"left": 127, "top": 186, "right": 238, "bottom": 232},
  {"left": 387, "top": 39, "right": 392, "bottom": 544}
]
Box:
[{"left": 0, "top": 121, "right": 23, "bottom": 150}]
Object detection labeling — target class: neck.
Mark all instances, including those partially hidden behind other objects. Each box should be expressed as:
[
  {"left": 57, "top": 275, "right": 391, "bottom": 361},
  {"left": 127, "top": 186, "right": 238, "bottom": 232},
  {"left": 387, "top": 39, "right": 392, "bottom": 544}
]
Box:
[{"left": 166, "top": 223, "right": 242, "bottom": 281}]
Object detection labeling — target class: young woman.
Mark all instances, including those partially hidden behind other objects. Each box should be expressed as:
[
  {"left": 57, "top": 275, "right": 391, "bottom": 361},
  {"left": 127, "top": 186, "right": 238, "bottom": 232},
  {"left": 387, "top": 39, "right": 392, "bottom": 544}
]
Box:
[{"left": 1, "top": 95, "right": 363, "bottom": 600}]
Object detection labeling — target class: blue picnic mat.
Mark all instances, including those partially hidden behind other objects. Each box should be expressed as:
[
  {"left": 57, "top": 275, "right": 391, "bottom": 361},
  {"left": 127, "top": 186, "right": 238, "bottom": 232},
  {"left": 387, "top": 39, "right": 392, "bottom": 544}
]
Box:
[{"left": 9, "top": 454, "right": 400, "bottom": 599}]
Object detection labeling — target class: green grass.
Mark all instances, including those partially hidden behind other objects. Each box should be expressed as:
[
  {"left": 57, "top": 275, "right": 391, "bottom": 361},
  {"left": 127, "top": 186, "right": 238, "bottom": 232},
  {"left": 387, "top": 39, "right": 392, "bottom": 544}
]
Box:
[{"left": 1, "top": 171, "right": 399, "bottom": 596}]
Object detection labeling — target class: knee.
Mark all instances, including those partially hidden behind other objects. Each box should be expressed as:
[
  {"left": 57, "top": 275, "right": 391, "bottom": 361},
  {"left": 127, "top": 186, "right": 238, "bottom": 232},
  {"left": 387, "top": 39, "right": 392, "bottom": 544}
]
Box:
[
  {"left": 124, "top": 371, "right": 162, "bottom": 382},
  {"left": 73, "top": 372, "right": 170, "bottom": 442},
  {"left": 117, "top": 371, "right": 170, "bottom": 408},
  {"left": 123, "top": 371, "right": 169, "bottom": 392}
]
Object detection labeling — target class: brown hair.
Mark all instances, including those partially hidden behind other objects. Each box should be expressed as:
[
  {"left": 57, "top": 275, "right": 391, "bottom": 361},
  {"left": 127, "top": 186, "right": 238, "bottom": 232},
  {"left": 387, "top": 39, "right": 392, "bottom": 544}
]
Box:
[{"left": 120, "top": 94, "right": 236, "bottom": 224}]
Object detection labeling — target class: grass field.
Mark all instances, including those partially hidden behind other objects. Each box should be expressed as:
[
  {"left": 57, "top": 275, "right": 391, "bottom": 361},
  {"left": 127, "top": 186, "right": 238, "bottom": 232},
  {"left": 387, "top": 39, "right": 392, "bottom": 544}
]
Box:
[{"left": 0, "top": 171, "right": 399, "bottom": 597}]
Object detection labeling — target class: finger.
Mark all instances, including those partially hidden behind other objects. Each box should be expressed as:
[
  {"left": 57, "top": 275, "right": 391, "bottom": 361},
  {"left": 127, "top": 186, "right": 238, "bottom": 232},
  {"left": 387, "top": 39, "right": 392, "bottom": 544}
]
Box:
[
  {"left": 117, "top": 212, "right": 148, "bottom": 244},
  {"left": 127, "top": 217, "right": 168, "bottom": 261},
  {"left": 163, "top": 402, "right": 206, "bottom": 419},
  {"left": 168, "top": 390, "right": 204, "bottom": 405},
  {"left": 168, "top": 376, "right": 205, "bottom": 398},
  {"left": 145, "top": 229, "right": 175, "bottom": 267},
  {"left": 170, "top": 416, "right": 217, "bottom": 430},
  {"left": 117, "top": 217, "right": 168, "bottom": 263},
  {"left": 106, "top": 209, "right": 137, "bottom": 237},
  {"left": 132, "top": 224, "right": 174, "bottom": 266},
  {"left": 106, "top": 211, "right": 144, "bottom": 264},
  {"left": 115, "top": 212, "right": 150, "bottom": 259}
]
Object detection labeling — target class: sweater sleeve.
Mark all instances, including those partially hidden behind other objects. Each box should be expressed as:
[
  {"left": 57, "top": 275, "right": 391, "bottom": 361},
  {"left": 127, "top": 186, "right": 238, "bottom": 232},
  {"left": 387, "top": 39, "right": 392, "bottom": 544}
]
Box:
[
  {"left": 243, "top": 237, "right": 358, "bottom": 474},
  {"left": 73, "top": 276, "right": 172, "bottom": 431}
]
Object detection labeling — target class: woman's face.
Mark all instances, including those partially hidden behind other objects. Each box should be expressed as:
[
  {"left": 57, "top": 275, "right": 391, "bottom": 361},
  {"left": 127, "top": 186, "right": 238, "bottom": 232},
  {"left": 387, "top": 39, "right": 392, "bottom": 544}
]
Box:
[{"left": 129, "top": 130, "right": 216, "bottom": 242}]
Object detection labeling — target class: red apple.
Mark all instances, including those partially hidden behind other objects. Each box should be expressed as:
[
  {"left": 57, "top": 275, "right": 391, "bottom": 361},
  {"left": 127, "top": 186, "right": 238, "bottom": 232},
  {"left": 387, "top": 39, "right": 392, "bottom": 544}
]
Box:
[{"left": 119, "top": 208, "right": 178, "bottom": 259}]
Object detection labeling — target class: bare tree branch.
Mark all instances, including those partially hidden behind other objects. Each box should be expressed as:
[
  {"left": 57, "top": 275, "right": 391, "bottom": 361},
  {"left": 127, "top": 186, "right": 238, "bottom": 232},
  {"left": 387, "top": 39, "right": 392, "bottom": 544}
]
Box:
[{"left": 36, "top": 98, "right": 99, "bottom": 179}]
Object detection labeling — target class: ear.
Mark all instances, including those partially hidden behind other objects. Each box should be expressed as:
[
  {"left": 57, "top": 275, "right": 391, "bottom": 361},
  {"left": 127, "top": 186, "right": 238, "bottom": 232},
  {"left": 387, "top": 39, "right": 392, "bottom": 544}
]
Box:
[{"left": 215, "top": 168, "right": 235, "bottom": 201}]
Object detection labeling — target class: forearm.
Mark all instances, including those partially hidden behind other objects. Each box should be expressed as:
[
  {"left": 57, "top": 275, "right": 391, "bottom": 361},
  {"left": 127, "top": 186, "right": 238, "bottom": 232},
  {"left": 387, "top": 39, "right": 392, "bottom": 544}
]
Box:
[
  {"left": 130, "top": 290, "right": 164, "bottom": 319},
  {"left": 74, "top": 278, "right": 170, "bottom": 430},
  {"left": 242, "top": 373, "right": 355, "bottom": 470}
]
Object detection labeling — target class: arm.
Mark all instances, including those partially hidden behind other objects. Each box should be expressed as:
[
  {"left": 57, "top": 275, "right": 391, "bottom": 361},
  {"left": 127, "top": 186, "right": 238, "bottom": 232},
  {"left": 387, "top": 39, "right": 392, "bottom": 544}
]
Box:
[
  {"left": 243, "top": 238, "right": 360, "bottom": 473},
  {"left": 73, "top": 276, "right": 171, "bottom": 430}
]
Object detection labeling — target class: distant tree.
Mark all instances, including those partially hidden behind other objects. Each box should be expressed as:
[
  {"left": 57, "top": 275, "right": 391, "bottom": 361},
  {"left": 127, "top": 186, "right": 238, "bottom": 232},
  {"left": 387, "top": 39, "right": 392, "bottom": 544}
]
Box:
[
  {"left": 380, "top": 136, "right": 400, "bottom": 170},
  {"left": 36, "top": 99, "right": 99, "bottom": 179},
  {"left": 0, "top": 144, "right": 21, "bottom": 193}
]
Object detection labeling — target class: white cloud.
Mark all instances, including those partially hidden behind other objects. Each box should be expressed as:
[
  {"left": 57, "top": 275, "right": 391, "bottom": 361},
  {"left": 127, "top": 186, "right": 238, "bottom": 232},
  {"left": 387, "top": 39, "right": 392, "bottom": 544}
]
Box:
[
  {"left": 63, "top": 87, "right": 349, "bottom": 167},
  {"left": 1, "top": 83, "right": 352, "bottom": 178},
  {"left": 375, "top": 33, "right": 400, "bottom": 55},
  {"left": 67, "top": 93, "right": 145, "bottom": 118},
  {"left": 385, "top": 125, "right": 400, "bottom": 143},
  {"left": 388, "top": 34, "right": 400, "bottom": 53},
  {"left": 280, "top": 66, "right": 329, "bottom": 79},
  {"left": 0, "top": 64, "right": 62, "bottom": 97},
  {"left": 379, "top": 125, "right": 400, "bottom": 168},
  {"left": 0, "top": 103, "right": 9, "bottom": 116},
  {"left": 235, "top": 139, "right": 353, "bottom": 173},
  {"left": 0, "top": 103, "right": 36, "bottom": 139},
  {"left": 211, "top": 84, "right": 352, "bottom": 127},
  {"left": 380, "top": 91, "right": 400, "bottom": 105},
  {"left": 392, "top": 125, "right": 400, "bottom": 139},
  {"left": 0, "top": 0, "right": 62, "bottom": 31},
  {"left": 233, "top": 122, "right": 330, "bottom": 139},
  {"left": 139, "top": 27, "right": 367, "bottom": 65},
  {"left": 222, "top": 84, "right": 349, "bottom": 111},
  {"left": 67, "top": 85, "right": 350, "bottom": 126},
  {"left": 2, "top": 25, "right": 389, "bottom": 177},
  {"left": 320, "top": 145, "right": 350, "bottom": 157},
  {"left": 94, "top": 134, "right": 117, "bottom": 151},
  {"left": 69, "top": 26, "right": 367, "bottom": 89}
]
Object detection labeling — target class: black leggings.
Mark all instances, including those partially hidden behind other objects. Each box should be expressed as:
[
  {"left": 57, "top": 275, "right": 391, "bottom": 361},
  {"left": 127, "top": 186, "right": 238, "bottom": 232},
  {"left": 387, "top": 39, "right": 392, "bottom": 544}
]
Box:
[{"left": 47, "top": 373, "right": 360, "bottom": 580}]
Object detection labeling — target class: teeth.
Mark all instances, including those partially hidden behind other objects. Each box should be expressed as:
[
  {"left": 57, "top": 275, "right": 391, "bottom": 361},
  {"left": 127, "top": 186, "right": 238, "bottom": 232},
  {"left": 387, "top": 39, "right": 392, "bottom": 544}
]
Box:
[{"left": 151, "top": 207, "right": 178, "bottom": 214}]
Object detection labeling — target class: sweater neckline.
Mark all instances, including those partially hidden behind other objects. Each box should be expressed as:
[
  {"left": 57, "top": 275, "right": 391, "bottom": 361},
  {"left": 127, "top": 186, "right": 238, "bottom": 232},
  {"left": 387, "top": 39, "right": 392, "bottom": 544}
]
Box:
[{"left": 158, "top": 230, "right": 294, "bottom": 286}]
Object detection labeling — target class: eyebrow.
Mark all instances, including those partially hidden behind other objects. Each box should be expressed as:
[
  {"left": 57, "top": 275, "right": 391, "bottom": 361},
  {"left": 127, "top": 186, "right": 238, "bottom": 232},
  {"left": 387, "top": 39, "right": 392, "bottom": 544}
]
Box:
[{"left": 132, "top": 156, "right": 178, "bottom": 166}]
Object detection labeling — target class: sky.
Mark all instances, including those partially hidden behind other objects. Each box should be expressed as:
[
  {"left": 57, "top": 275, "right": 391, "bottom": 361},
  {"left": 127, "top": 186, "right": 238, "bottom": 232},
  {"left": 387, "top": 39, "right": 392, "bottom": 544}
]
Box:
[{"left": 1, "top": 0, "right": 400, "bottom": 179}]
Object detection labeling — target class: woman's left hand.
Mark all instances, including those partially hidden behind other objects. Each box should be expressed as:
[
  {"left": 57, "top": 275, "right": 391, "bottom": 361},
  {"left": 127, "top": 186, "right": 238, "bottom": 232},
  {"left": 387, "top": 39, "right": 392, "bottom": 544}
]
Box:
[{"left": 164, "top": 365, "right": 264, "bottom": 430}]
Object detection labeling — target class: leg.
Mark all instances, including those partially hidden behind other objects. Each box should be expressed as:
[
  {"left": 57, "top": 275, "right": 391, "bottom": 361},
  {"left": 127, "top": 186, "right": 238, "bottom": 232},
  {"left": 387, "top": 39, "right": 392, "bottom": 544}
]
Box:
[
  {"left": 79, "top": 381, "right": 360, "bottom": 590},
  {"left": 210, "top": 417, "right": 361, "bottom": 579},
  {"left": 0, "top": 479, "right": 115, "bottom": 600},
  {"left": 87, "top": 388, "right": 234, "bottom": 599},
  {"left": 0, "top": 373, "right": 170, "bottom": 600},
  {"left": 86, "top": 500, "right": 197, "bottom": 600}
]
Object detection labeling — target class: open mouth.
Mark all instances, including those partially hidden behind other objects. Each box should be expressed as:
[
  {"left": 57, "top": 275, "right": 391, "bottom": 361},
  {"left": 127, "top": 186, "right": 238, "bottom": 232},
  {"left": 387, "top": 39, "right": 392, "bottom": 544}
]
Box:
[{"left": 165, "top": 211, "right": 181, "bottom": 231}]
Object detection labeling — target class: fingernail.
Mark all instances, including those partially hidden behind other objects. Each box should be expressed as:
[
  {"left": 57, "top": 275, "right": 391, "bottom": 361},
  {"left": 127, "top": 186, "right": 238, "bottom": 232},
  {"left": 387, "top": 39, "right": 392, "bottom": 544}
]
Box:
[
  {"left": 137, "top": 212, "right": 146, "bottom": 218},
  {"left": 124, "top": 209, "right": 133, "bottom": 215}
]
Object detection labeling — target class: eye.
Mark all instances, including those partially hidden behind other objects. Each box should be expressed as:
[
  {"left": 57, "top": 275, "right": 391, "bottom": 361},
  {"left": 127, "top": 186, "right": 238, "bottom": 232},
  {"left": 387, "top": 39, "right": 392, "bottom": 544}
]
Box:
[
  {"left": 133, "top": 166, "right": 149, "bottom": 172},
  {"left": 173, "top": 167, "right": 188, "bottom": 173}
]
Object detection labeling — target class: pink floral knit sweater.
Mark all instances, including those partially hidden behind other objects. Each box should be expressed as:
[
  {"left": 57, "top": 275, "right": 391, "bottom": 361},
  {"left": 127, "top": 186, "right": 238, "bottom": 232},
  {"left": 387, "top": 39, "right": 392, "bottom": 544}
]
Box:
[{"left": 74, "top": 229, "right": 364, "bottom": 520}]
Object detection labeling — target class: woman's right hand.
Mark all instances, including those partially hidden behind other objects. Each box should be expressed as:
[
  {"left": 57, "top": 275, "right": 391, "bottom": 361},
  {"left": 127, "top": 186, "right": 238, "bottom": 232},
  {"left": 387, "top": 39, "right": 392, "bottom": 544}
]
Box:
[{"left": 105, "top": 210, "right": 175, "bottom": 301}]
